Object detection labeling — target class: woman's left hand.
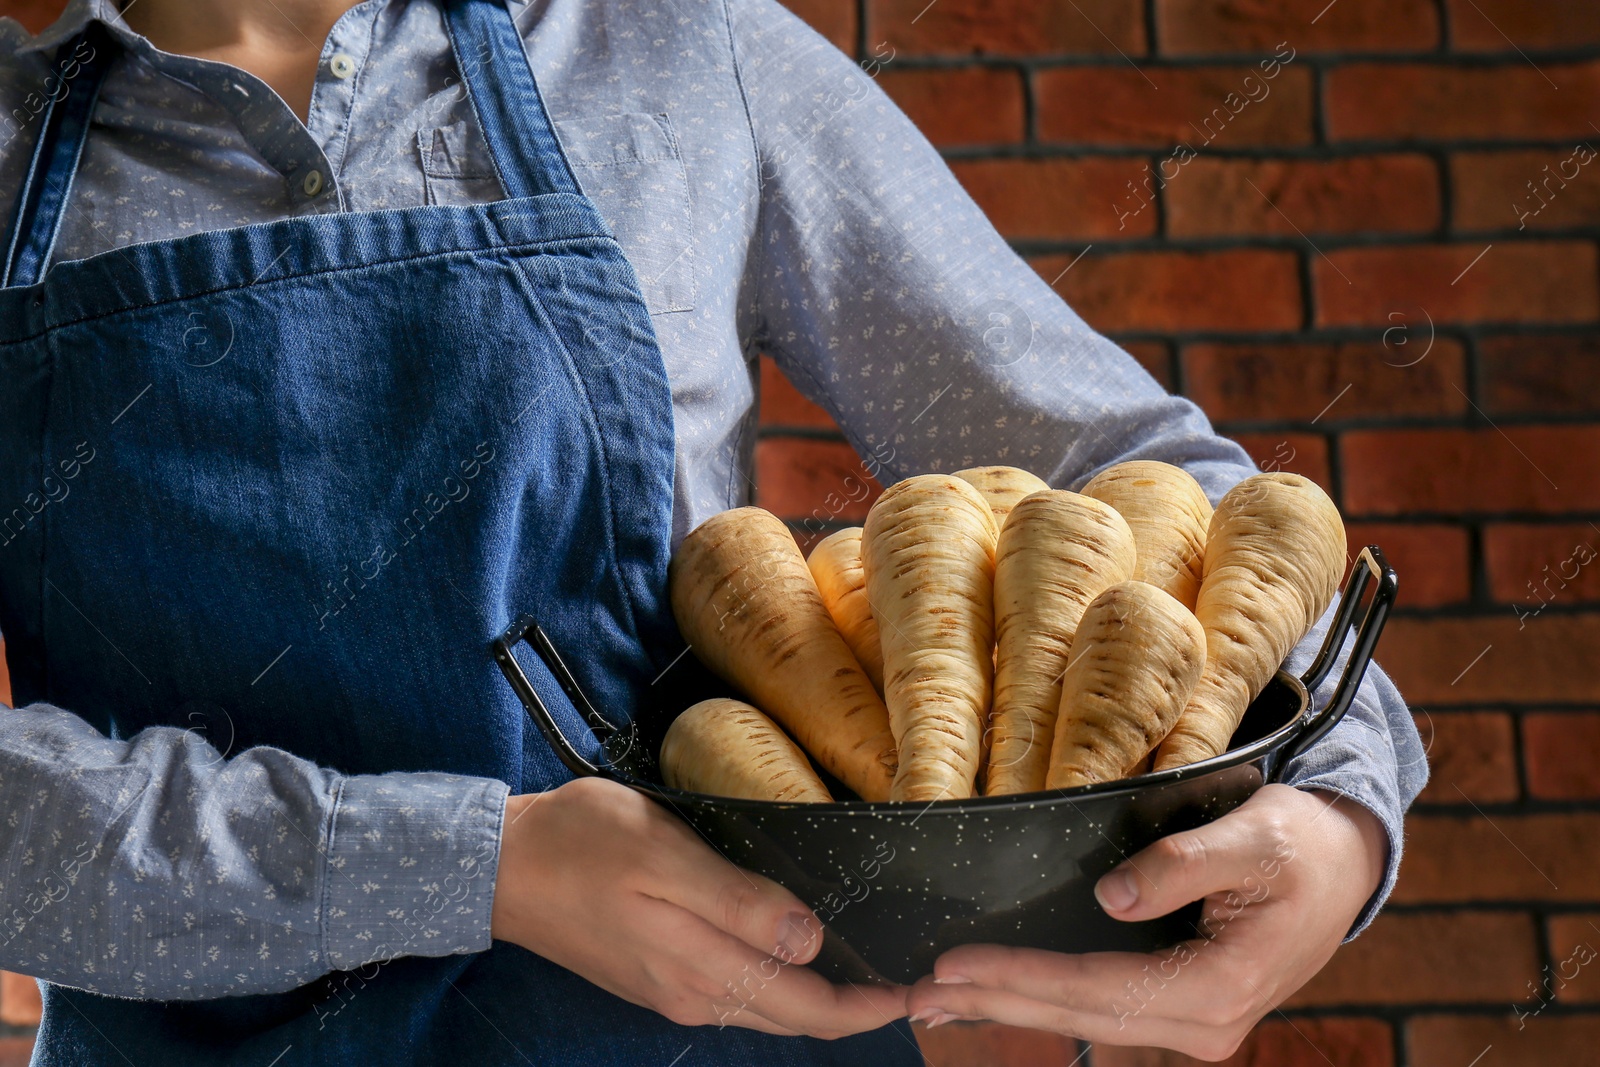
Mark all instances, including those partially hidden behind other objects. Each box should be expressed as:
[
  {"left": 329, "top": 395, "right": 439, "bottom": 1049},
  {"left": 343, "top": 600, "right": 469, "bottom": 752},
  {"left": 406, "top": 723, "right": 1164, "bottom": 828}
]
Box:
[{"left": 904, "top": 784, "right": 1387, "bottom": 1061}]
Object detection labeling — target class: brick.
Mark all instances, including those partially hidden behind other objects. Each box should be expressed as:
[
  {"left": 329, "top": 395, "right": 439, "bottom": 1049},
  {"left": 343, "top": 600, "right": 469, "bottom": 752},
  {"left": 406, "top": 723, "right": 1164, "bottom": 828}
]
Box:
[
  {"left": 1181, "top": 340, "right": 1467, "bottom": 424},
  {"left": 1453, "top": 149, "right": 1600, "bottom": 233},
  {"left": 1122, "top": 341, "right": 1173, "bottom": 390},
  {"left": 1288, "top": 911, "right": 1538, "bottom": 1005},
  {"left": 780, "top": 0, "right": 857, "bottom": 53},
  {"left": 1409, "top": 1014, "right": 1600, "bottom": 1067},
  {"left": 1413, "top": 711, "right": 1518, "bottom": 804},
  {"left": 1484, "top": 524, "right": 1600, "bottom": 605},
  {"left": 1327, "top": 62, "right": 1600, "bottom": 142},
  {"left": 1545, "top": 913, "right": 1600, "bottom": 1003},
  {"left": 1481, "top": 335, "right": 1600, "bottom": 416},
  {"left": 759, "top": 356, "right": 837, "bottom": 431},
  {"left": 1038, "top": 249, "right": 1301, "bottom": 333},
  {"left": 868, "top": 0, "right": 1144, "bottom": 57},
  {"left": 1091, "top": 1018, "right": 1394, "bottom": 1067},
  {"left": 1229, "top": 432, "right": 1331, "bottom": 492},
  {"left": 0, "top": 639, "right": 9, "bottom": 707},
  {"left": 1344, "top": 523, "right": 1471, "bottom": 609},
  {"left": 0, "top": 972, "right": 38, "bottom": 1027},
  {"left": 1378, "top": 615, "right": 1600, "bottom": 705},
  {"left": 1314, "top": 242, "right": 1599, "bottom": 328},
  {"left": 0, "top": 1038, "right": 31, "bottom": 1067},
  {"left": 877, "top": 68, "right": 1025, "bottom": 147},
  {"left": 950, "top": 157, "right": 1158, "bottom": 241},
  {"left": 914, "top": 1021, "right": 1081, "bottom": 1065},
  {"left": 1448, "top": 0, "right": 1600, "bottom": 51},
  {"left": 1167, "top": 155, "right": 1439, "bottom": 238},
  {"left": 754, "top": 438, "right": 884, "bottom": 524},
  {"left": 1523, "top": 713, "right": 1600, "bottom": 800},
  {"left": 1342, "top": 427, "right": 1600, "bottom": 515},
  {"left": 1158, "top": 0, "right": 1436, "bottom": 55},
  {"left": 1395, "top": 814, "right": 1600, "bottom": 902},
  {"left": 1036, "top": 66, "right": 1314, "bottom": 147}
]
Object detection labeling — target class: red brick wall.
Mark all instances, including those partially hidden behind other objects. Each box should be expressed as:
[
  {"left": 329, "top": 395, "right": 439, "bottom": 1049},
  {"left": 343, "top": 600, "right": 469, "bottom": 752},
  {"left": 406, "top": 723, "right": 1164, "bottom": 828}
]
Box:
[{"left": 765, "top": 2, "right": 1600, "bottom": 1065}]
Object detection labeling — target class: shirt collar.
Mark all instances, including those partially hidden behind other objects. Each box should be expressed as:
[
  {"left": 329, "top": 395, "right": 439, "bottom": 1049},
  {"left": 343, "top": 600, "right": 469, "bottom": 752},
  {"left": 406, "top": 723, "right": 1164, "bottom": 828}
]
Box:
[
  {"left": 14, "top": 0, "right": 481, "bottom": 60},
  {"left": 15, "top": 0, "right": 144, "bottom": 56},
  {"left": 14, "top": 0, "right": 342, "bottom": 193}
]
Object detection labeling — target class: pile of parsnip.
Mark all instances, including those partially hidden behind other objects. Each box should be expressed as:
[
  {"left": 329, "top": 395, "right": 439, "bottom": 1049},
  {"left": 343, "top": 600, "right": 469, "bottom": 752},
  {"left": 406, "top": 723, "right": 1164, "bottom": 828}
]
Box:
[{"left": 662, "top": 462, "right": 1346, "bottom": 804}]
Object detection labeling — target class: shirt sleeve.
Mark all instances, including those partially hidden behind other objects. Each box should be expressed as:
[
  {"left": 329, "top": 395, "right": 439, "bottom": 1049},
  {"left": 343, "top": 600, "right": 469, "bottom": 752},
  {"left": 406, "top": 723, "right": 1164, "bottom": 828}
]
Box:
[
  {"left": 724, "top": 0, "right": 1427, "bottom": 933},
  {"left": 0, "top": 701, "right": 508, "bottom": 999}
]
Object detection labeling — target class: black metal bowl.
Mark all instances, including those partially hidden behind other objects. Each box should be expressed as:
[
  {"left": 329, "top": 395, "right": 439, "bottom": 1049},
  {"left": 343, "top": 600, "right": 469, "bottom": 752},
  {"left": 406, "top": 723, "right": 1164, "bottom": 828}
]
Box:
[{"left": 495, "top": 546, "right": 1397, "bottom": 985}]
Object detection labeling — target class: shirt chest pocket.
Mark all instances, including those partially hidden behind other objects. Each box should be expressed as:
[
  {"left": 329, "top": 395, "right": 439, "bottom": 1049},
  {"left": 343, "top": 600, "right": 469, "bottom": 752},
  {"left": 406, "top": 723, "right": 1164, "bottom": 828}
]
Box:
[{"left": 419, "top": 112, "right": 697, "bottom": 315}]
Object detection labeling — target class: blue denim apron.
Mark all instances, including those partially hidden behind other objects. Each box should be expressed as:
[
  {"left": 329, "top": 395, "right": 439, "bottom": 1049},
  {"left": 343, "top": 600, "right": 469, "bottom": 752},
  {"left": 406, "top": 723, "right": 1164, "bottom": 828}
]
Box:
[{"left": 0, "top": 2, "right": 916, "bottom": 1063}]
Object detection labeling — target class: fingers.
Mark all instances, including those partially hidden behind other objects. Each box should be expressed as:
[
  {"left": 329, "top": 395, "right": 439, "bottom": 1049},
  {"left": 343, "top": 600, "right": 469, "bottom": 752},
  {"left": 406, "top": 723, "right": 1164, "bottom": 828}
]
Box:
[
  {"left": 562, "top": 924, "right": 801, "bottom": 1037},
  {"left": 642, "top": 899, "right": 906, "bottom": 1039},
  {"left": 631, "top": 898, "right": 811, "bottom": 1034},
  {"left": 908, "top": 976, "right": 1254, "bottom": 1062},
  {"left": 913, "top": 939, "right": 1270, "bottom": 1032},
  {"left": 1095, "top": 791, "right": 1295, "bottom": 923},
  {"left": 920, "top": 943, "right": 1204, "bottom": 1019},
  {"left": 697, "top": 928, "right": 907, "bottom": 1037},
  {"left": 922, "top": 944, "right": 1127, "bottom": 1017},
  {"left": 708, "top": 926, "right": 905, "bottom": 1037},
  {"left": 527, "top": 779, "right": 902, "bottom": 1040},
  {"left": 907, "top": 976, "right": 1215, "bottom": 1055},
  {"left": 646, "top": 825, "right": 824, "bottom": 965},
  {"left": 625, "top": 796, "right": 905, "bottom": 1037},
  {"left": 757, "top": 969, "right": 908, "bottom": 1038},
  {"left": 904, "top": 787, "right": 1358, "bottom": 1059}
]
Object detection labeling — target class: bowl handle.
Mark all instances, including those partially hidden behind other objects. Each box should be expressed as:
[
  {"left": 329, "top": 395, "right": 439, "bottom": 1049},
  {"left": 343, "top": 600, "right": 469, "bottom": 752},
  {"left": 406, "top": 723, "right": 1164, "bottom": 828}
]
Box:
[
  {"left": 1275, "top": 545, "right": 1399, "bottom": 776},
  {"left": 492, "top": 614, "right": 617, "bottom": 780}
]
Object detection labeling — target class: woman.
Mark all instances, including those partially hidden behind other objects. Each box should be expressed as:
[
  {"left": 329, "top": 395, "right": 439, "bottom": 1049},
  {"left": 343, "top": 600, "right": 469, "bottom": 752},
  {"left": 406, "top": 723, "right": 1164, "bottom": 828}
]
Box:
[{"left": 0, "top": 0, "right": 1423, "bottom": 1063}]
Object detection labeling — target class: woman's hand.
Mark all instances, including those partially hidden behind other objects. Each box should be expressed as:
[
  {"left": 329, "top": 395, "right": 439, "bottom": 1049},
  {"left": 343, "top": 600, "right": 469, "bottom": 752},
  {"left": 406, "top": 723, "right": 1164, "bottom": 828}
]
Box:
[
  {"left": 905, "top": 784, "right": 1386, "bottom": 1061},
  {"left": 492, "top": 777, "right": 907, "bottom": 1037}
]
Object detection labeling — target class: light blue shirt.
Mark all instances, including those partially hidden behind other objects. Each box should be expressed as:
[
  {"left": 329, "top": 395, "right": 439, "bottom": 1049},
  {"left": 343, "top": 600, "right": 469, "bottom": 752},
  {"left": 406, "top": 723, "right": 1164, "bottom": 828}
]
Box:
[{"left": 0, "top": 0, "right": 1426, "bottom": 1000}]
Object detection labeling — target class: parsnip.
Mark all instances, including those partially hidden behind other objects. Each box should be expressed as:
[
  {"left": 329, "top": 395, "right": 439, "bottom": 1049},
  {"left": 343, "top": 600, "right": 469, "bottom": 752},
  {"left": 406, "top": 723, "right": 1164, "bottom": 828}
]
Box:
[
  {"left": 951, "top": 466, "right": 1053, "bottom": 787},
  {"left": 669, "top": 508, "right": 897, "bottom": 801},
  {"left": 1154, "top": 473, "right": 1347, "bottom": 771},
  {"left": 985, "top": 490, "right": 1137, "bottom": 795},
  {"left": 953, "top": 466, "right": 1051, "bottom": 528},
  {"left": 807, "top": 528, "right": 885, "bottom": 695},
  {"left": 661, "top": 698, "right": 833, "bottom": 803},
  {"left": 1081, "top": 461, "right": 1213, "bottom": 611},
  {"left": 1047, "top": 582, "right": 1206, "bottom": 789},
  {"left": 863, "top": 475, "right": 998, "bottom": 802}
]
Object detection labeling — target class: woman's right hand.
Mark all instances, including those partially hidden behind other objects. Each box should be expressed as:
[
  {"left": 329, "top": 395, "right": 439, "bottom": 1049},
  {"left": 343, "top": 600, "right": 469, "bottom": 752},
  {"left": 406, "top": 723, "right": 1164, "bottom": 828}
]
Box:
[{"left": 491, "top": 776, "right": 907, "bottom": 1037}]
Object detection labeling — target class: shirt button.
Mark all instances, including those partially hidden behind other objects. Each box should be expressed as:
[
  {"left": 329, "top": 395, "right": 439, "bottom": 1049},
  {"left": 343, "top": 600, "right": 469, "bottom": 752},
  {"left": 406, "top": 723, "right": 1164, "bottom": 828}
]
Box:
[
  {"left": 302, "top": 170, "right": 325, "bottom": 197},
  {"left": 329, "top": 53, "right": 356, "bottom": 79}
]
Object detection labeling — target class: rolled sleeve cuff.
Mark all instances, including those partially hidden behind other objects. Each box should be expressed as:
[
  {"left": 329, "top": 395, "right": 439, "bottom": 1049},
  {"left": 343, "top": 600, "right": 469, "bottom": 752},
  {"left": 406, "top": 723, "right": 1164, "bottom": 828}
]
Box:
[{"left": 319, "top": 770, "right": 510, "bottom": 972}]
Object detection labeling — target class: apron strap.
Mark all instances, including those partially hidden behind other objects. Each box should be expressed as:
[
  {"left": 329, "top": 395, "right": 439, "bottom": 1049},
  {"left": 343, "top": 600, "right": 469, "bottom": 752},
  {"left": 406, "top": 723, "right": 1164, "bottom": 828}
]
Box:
[
  {"left": 442, "top": 0, "right": 582, "bottom": 200},
  {"left": 1, "top": 25, "right": 115, "bottom": 288}
]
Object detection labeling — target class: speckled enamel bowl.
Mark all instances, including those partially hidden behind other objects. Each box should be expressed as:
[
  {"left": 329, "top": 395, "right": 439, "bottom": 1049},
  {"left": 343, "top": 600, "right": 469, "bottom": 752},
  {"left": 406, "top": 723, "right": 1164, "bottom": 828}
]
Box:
[{"left": 495, "top": 547, "right": 1395, "bottom": 985}]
